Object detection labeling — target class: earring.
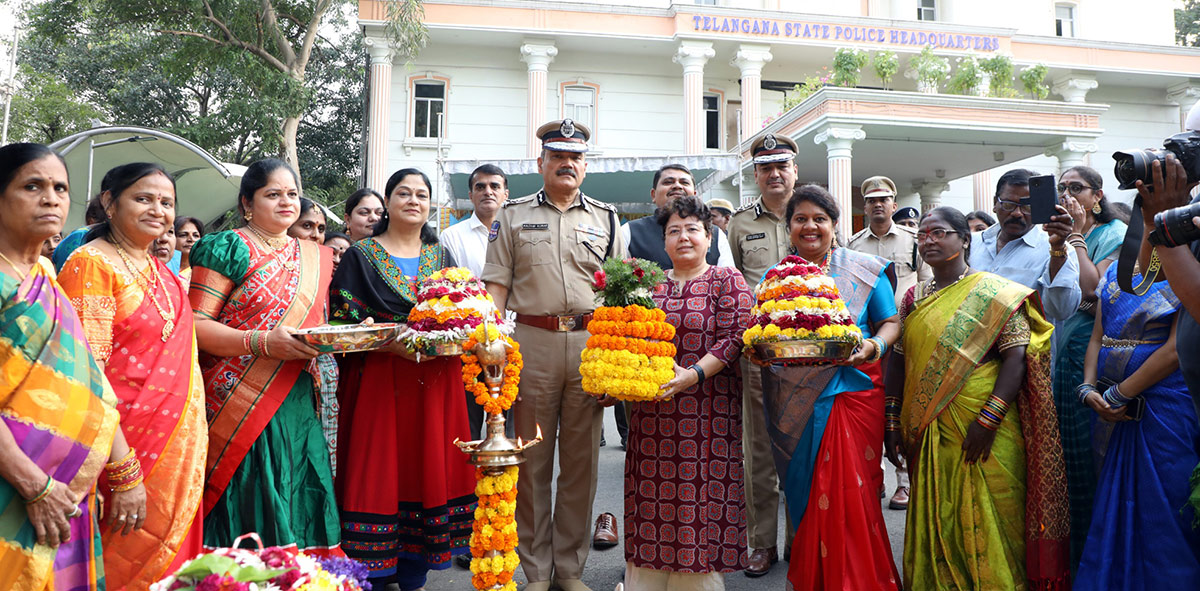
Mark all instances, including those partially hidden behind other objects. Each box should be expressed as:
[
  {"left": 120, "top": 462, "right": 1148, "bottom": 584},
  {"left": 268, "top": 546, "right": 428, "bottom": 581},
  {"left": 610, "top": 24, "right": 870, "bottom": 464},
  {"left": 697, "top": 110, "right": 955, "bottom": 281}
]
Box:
[
  {"left": 244, "top": 212, "right": 253, "bottom": 222},
  {"left": 1092, "top": 202, "right": 1102, "bottom": 215}
]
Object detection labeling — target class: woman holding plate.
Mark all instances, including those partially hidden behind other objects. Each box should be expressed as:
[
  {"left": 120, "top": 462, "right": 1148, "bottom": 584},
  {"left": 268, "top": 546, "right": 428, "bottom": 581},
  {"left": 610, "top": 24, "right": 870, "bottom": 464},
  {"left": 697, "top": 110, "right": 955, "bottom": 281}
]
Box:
[
  {"left": 884, "top": 207, "right": 1069, "bottom": 590},
  {"left": 188, "top": 158, "right": 340, "bottom": 554},
  {"left": 758, "top": 184, "right": 901, "bottom": 590},
  {"left": 330, "top": 167, "right": 476, "bottom": 590},
  {"left": 58, "top": 162, "right": 206, "bottom": 590}
]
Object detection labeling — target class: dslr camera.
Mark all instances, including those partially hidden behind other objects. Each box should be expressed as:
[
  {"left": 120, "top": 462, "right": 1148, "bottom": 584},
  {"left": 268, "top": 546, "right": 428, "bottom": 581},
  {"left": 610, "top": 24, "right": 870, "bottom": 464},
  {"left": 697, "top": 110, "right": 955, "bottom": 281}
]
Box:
[{"left": 1112, "top": 131, "right": 1200, "bottom": 247}]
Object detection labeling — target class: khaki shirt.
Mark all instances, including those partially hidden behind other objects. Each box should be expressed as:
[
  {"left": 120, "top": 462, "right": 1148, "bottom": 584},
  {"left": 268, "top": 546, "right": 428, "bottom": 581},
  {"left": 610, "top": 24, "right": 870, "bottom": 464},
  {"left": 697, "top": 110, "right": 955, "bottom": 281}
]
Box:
[
  {"left": 847, "top": 222, "right": 931, "bottom": 307},
  {"left": 727, "top": 196, "right": 790, "bottom": 288},
  {"left": 483, "top": 189, "right": 627, "bottom": 315}
]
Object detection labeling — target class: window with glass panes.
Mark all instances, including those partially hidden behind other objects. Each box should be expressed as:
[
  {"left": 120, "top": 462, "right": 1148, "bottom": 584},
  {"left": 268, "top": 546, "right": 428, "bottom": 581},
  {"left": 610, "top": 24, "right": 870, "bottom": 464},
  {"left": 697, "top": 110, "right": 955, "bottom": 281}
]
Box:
[
  {"left": 413, "top": 81, "right": 444, "bottom": 138},
  {"left": 917, "top": 0, "right": 936, "bottom": 21},
  {"left": 1055, "top": 4, "right": 1075, "bottom": 37},
  {"left": 563, "top": 86, "right": 596, "bottom": 134},
  {"left": 704, "top": 94, "right": 720, "bottom": 150}
]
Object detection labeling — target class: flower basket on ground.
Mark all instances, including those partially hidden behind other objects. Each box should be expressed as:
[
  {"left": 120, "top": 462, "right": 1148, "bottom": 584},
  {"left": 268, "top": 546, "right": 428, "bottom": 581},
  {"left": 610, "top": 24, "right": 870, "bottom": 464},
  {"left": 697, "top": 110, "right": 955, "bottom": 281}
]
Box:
[
  {"left": 580, "top": 258, "right": 676, "bottom": 402},
  {"left": 151, "top": 533, "right": 371, "bottom": 591}
]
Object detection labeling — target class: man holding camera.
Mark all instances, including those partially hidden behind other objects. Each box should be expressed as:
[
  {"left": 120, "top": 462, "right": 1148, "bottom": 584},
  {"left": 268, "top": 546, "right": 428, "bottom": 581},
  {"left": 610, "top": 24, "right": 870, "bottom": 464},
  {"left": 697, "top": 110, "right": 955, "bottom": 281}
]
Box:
[{"left": 969, "top": 168, "right": 1081, "bottom": 323}]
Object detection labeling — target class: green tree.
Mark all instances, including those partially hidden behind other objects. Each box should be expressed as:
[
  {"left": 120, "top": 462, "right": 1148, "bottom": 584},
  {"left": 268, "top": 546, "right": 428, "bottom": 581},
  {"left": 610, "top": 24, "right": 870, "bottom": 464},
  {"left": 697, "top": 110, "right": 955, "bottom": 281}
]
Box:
[
  {"left": 1177, "top": 0, "right": 1200, "bottom": 46},
  {"left": 26, "top": 0, "right": 426, "bottom": 172},
  {"left": 7, "top": 65, "right": 103, "bottom": 143}
]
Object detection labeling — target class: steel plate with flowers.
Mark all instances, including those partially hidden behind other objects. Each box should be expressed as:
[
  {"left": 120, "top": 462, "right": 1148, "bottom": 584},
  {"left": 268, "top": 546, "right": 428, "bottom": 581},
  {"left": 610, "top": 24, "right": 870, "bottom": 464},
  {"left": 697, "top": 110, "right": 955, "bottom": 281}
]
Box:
[
  {"left": 752, "top": 339, "right": 857, "bottom": 364},
  {"left": 293, "top": 323, "right": 402, "bottom": 354}
]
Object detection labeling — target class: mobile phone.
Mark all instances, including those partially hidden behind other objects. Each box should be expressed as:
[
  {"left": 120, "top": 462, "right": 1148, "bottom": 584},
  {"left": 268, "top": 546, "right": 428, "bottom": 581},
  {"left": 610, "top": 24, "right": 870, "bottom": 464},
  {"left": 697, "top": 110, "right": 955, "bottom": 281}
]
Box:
[
  {"left": 1027, "top": 174, "right": 1058, "bottom": 225},
  {"left": 1125, "top": 395, "right": 1146, "bottom": 421}
]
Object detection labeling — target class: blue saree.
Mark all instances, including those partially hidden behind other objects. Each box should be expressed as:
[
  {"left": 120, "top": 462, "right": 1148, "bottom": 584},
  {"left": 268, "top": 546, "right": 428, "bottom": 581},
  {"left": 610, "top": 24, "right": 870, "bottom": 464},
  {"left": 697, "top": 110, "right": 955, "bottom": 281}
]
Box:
[{"left": 1075, "top": 266, "right": 1200, "bottom": 590}]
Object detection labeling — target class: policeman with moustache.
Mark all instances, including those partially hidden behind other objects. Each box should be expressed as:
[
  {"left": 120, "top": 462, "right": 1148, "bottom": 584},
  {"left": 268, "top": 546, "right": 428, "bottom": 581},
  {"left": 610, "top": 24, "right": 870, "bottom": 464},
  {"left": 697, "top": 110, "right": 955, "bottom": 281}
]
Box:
[{"left": 483, "top": 119, "right": 626, "bottom": 591}]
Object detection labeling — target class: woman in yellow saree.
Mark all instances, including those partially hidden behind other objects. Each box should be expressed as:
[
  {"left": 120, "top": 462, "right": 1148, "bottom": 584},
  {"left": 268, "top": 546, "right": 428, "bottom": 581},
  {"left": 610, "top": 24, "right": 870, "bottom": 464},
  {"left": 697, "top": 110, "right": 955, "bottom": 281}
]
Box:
[{"left": 885, "top": 207, "right": 1071, "bottom": 590}]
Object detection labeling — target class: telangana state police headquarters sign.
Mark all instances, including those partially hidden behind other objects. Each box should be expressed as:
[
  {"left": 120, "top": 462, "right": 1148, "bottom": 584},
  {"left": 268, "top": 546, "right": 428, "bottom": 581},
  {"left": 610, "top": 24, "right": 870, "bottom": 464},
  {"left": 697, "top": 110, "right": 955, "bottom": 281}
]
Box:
[{"left": 690, "top": 15, "right": 1002, "bottom": 52}]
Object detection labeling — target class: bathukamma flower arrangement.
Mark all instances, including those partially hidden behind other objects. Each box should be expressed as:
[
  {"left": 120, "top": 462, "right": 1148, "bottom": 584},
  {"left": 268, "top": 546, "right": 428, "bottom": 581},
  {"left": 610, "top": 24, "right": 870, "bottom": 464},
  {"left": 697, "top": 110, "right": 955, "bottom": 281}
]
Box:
[
  {"left": 400, "top": 267, "right": 510, "bottom": 351},
  {"left": 151, "top": 533, "right": 370, "bottom": 591},
  {"left": 579, "top": 257, "right": 676, "bottom": 401},
  {"left": 743, "top": 255, "right": 862, "bottom": 364}
]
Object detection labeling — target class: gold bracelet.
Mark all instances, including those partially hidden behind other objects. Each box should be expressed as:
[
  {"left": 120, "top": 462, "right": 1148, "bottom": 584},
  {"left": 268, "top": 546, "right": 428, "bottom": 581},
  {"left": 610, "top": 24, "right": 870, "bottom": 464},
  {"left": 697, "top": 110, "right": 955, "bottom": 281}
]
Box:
[{"left": 1049, "top": 248, "right": 1067, "bottom": 258}]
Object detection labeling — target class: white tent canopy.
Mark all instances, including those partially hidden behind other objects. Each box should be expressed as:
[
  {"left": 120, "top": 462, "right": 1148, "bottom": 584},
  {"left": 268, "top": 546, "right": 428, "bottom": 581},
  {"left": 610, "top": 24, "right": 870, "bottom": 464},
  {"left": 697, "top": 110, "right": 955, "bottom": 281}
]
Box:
[{"left": 49, "top": 126, "right": 245, "bottom": 232}]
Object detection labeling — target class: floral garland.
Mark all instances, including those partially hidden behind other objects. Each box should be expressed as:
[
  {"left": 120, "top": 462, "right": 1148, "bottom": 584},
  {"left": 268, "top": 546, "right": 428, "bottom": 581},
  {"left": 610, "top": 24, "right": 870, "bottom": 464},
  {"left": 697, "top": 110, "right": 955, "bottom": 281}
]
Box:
[
  {"left": 469, "top": 466, "right": 521, "bottom": 591},
  {"left": 461, "top": 324, "right": 522, "bottom": 415},
  {"left": 580, "top": 304, "right": 677, "bottom": 402}
]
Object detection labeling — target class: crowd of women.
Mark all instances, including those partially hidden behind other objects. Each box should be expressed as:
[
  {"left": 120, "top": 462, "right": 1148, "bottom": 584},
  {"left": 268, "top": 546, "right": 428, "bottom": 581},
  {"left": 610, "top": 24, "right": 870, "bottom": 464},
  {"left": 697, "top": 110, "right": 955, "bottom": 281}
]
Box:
[{"left": 2, "top": 135, "right": 1198, "bottom": 591}]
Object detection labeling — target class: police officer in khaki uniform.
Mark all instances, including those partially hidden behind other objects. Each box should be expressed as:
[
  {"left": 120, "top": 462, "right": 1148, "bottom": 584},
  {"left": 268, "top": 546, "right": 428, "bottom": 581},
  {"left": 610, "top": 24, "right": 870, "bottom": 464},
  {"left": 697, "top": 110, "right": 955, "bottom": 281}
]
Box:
[
  {"left": 726, "top": 133, "right": 797, "bottom": 576},
  {"left": 483, "top": 119, "right": 626, "bottom": 591},
  {"left": 846, "top": 175, "right": 929, "bottom": 511}
]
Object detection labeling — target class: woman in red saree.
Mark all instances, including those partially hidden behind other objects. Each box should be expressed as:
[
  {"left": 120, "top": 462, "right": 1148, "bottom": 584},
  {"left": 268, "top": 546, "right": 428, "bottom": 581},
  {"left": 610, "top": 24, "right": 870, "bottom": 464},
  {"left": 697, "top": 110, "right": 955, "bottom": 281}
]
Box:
[
  {"left": 59, "top": 162, "right": 207, "bottom": 590},
  {"left": 189, "top": 158, "right": 340, "bottom": 553},
  {"left": 0, "top": 143, "right": 121, "bottom": 591}
]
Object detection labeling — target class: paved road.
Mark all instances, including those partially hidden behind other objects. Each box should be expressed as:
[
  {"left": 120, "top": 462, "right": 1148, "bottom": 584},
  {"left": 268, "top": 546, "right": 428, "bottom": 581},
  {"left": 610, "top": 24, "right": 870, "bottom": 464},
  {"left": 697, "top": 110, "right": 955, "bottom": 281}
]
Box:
[{"left": 424, "top": 409, "right": 907, "bottom": 590}]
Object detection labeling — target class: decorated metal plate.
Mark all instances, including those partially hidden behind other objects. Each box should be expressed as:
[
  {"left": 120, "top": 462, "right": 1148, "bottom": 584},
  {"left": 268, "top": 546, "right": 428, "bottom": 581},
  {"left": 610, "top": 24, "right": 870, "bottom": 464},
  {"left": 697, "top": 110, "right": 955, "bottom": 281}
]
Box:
[
  {"left": 752, "top": 339, "right": 858, "bottom": 363},
  {"left": 408, "top": 340, "right": 465, "bottom": 357},
  {"left": 293, "top": 323, "right": 402, "bottom": 354}
]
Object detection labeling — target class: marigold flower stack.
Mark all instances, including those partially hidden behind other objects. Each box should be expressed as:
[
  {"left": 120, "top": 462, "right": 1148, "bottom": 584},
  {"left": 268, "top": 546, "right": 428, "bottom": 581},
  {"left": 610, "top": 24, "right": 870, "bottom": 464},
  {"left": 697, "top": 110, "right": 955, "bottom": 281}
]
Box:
[
  {"left": 743, "top": 255, "right": 862, "bottom": 363},
  {"left": 579, "top": 258, "right": 677, "bottom": 401}
]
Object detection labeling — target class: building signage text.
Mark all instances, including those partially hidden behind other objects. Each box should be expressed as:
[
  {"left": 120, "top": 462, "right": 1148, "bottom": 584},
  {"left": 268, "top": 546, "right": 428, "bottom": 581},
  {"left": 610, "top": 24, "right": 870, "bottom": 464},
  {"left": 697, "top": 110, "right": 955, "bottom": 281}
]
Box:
[{"left": 690, "top": 15, "right": 1001, "bottom": 52}]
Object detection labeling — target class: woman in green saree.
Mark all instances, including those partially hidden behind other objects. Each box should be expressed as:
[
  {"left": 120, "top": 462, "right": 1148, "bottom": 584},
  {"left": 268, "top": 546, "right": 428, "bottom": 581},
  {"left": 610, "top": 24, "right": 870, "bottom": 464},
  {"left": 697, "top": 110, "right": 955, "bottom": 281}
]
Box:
[
  {"left": 885, "top": 207, "right": 1071, "bottom": 590},
  {"left": 1051, "top": 165, "right": 1126, "bottom": 568}
]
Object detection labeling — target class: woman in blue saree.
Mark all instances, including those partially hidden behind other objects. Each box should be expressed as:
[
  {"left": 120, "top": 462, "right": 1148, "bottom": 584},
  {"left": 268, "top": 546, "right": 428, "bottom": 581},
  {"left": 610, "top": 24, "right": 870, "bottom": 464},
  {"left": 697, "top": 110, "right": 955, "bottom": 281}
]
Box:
[
  {"left": 1051, "top": 165, "right": 1126, "bottom": 568},
  {"left": 1074, "top": 264, "right": 1200, "bottom": 589},
  {"left": 755, "top": 185, "right": 902, "bottom": 590}
]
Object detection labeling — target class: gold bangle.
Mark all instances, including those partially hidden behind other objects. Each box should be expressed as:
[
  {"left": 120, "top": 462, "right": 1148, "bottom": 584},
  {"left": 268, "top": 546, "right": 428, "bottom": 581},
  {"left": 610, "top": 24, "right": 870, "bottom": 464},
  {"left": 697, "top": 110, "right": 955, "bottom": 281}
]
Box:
[{"left": 1049, "top": 248, "right": 1067, "bottom": 258}]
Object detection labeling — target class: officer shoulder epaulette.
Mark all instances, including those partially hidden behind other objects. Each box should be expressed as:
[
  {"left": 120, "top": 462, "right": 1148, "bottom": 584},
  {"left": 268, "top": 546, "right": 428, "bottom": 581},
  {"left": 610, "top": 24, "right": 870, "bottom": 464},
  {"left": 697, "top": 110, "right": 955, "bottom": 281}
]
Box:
[
  {"left": 732, "top": 201, "right": 757, "bottom": 216},
  {"left": 849, "top": 227, "right": 869, "bottom": 242},
  {"left": 504, "top": 194, "right": 537, "bottom": 207},
  {"left": 582, "top": 194, "right": 618, "bottom": 212}
]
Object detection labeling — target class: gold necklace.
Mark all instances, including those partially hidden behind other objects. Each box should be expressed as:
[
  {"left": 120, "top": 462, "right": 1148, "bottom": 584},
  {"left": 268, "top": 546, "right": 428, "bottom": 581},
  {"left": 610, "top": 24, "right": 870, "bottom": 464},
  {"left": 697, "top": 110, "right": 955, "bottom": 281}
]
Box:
[
  {"left": 245, "top": 225, "right": 297, "bottom": 271},
  {"left": 0, "top": 250, "right": 30, "bottom": 283},
  {"left": 114, "top": 244, "right": 176, "bottom": 342},
  {"left": 922, "top": 266, "right": 971, "bottom": 299}
]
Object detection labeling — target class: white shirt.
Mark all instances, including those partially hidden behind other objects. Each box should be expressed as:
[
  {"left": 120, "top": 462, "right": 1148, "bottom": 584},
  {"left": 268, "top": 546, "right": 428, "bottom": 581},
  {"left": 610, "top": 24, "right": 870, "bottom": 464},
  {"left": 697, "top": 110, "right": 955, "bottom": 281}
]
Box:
[
  {"left": 618, "top": 222, "right": 735, "bottom": 268},
  {"left": 968, "top": 224, "right": 1081, "bottom": 323},
  {"left": 440, "top": 213, "right": 490, "bottom": 277}
]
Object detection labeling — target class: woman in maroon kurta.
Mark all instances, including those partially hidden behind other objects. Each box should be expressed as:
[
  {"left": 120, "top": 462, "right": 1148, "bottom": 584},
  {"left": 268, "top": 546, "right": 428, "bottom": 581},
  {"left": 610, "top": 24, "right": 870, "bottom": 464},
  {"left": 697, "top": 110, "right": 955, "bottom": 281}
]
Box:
[{"left": 624, "top": 197, "right": 754, "bottom": 590}]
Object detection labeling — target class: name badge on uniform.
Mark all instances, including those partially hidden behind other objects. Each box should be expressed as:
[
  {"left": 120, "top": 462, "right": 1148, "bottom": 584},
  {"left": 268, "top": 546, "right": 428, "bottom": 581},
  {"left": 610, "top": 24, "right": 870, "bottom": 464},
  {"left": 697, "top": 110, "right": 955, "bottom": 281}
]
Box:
[
  {"left": 488, "top": 220, "right": 500, "bottom": 242},
  {"left": 521, "top": 223, "right": 549, "bottom": 231},
  {"left": 745, "top": 232, "right": 766, "bottom": 241}
]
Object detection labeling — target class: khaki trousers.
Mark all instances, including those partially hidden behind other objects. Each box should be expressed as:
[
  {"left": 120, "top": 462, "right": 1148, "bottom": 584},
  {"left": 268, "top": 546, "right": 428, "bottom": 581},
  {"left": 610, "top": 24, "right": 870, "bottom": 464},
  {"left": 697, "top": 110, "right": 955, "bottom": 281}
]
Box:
[
  {"left": 740, "top": 356, "right": 780, "bottom": 550},
  {"left": 512, "top": 325, "right": 603, "bottom": 583}
]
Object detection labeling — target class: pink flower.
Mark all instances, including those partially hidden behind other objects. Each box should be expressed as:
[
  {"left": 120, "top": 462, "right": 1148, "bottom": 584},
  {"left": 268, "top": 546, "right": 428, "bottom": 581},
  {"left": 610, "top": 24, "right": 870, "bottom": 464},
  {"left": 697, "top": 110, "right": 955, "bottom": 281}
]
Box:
[{"left": 593, "top": 270, "right": 606, "bottom": 289}]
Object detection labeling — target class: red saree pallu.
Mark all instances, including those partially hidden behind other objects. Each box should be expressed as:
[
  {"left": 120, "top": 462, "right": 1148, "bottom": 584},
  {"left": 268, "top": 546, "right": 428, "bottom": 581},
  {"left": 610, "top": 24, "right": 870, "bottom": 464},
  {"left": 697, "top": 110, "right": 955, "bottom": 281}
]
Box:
[
  {"left": 0, "top": 265, "right": 120, "bottom": 591},
  {"left": 58, "top": 249, "right": 207, "bottom": 590},
  {"left": 786, "top": 361, "right": 900, "bottom": 591}
]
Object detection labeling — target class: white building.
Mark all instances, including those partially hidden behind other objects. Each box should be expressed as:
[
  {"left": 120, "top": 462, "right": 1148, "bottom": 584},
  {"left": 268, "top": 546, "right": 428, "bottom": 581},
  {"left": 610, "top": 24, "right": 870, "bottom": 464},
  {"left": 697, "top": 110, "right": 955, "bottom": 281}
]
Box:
[{"left": 357, "top": 0, "right": 1200, "bottom": 235}]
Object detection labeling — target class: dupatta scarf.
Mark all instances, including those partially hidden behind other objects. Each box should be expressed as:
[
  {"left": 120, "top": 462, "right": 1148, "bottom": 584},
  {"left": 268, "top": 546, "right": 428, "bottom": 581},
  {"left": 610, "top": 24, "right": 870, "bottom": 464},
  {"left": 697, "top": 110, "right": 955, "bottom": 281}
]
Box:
[
  {"left": 190, "top": 232, "right": 332, "bottom": 514},
  {"left": 901, "top": 271, "right": 1070, "bottom": 589},
  {"left": 0, "top": 264, "right": 120, "bottom": 591}
]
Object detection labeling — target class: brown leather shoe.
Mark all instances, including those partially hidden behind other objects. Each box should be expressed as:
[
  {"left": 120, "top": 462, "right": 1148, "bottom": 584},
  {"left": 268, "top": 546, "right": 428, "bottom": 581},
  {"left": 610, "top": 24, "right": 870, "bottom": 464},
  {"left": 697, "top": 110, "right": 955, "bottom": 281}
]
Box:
[
  {"left": 745, "top": 546, "right": 778, "bottom": 577},
  {"left": 592, "top": 512, "right": 618, "bottom": 549},
  {"left": 889, "top": 486, "right": 910, "bottom": 510}
]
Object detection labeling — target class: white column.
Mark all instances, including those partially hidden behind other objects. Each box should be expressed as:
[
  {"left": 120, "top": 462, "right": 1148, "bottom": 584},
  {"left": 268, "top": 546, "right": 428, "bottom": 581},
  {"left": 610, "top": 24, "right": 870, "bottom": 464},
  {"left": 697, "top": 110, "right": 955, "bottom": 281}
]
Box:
[
  {"left": 814, "top": 125, "right": 865, "bottom": 241},
  {"left": 913, "top": 180, "right": 950, "bottom": 212},
  {"left": 1051, "top": 75, "right": 1098, "bottom": 103},
  {"left": 731, "top": 44, "right": 773, "bottom": 142},
  {"left": 674, "top": 41, "right": 715, "bottom": 154},
  {"left": 1167, "top": 81, "right": 1200, "bottom": 130},
  {"left": 1045, "top": 139, "right": 1099, "bottom": 174},
  {"left": 972, "top": 171, "right": 993, "bottom": 213},
  {"left": 365, "top": 37, "right": 395, "bottom": 193},
  {"left": 520, "top": 40, "right": 558, "bottom": 158}
]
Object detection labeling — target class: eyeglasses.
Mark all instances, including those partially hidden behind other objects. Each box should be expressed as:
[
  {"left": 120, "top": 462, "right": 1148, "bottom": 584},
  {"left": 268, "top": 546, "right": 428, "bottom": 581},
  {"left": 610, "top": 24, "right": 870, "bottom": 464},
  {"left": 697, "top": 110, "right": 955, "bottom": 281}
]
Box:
[
  {"left": 916, "top": 228, "right": 958, "bottom": 242},
  {"left": 1056, "top": 182, "right": 1096, "bottom": 196},
  {"left": 995, "top": 200, "right": 1031, "bottom": 213}
]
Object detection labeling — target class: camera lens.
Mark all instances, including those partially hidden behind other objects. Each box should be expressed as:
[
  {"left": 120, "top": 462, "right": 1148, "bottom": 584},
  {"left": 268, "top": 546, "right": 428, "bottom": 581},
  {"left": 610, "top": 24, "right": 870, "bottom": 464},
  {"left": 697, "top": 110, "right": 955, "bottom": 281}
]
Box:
[
  {"left": 1150, "top": 202, "right": 1200, "bottom": 247},
  {"left": 1112, "top": 149, "right": 1162, "bottom": 190}
]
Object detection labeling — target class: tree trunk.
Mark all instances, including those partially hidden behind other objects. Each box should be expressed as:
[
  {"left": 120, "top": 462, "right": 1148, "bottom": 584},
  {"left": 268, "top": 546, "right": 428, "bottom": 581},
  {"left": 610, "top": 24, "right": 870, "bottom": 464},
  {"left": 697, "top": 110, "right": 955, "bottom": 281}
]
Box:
[{"left": 281, "top": 114, "right": 302, "bottom": 190}]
